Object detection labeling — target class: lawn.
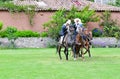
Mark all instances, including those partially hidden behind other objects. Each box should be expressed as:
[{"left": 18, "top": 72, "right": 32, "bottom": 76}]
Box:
[{"left": 0, "top": 48, "right": 119, "bottom": 79}]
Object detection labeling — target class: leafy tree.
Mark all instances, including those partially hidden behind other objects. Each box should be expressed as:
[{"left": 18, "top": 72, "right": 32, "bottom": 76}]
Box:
[
  {"left": 43, "top": 9, "right": 67, "bottom": 39},
  {"left": 100, "top": 11, "right": 120, "bottom": 39},
  {"left": 43, "top": 6, "right": 99, "bottom": 39},
  {"left": 116, "top": 0, "right": 120, "bottom": 7}
]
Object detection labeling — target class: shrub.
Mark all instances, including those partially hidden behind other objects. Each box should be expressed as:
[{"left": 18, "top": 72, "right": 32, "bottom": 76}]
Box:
[
  {"left": 114, "top": 31, "right": 120, "bottom": 40},
  {"left": 15, "top": 30, "right": 40, "bottom": 37},
  {"left": 40, "top": 32, "right": 48, "bottom": 37},
  {"left": 0, "top": 26, "right": 40, "bottom": 37},
  {"left": 0, "top": 26, "right": 17, "bottom": 38},
  {"left": 100, "top": 11, "right": 120, "bottom": 38},
  {"left": 0, "top": 21, "right": 3, "bottom": 30},
  {"left": 92, "top": 28, "right": 102, "bottom": 37}
]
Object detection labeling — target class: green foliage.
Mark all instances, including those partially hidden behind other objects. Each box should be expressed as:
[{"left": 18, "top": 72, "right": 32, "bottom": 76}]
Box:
[
  {"left": 100, "top": 11, "right": 120, "bottom": 39},
  {"left": 114, "top": 0, "right": 120, "bottom": 7},
  {"left": 92, "top": 28, "right": 102, "bottom": 37},
  {"left": 108, "top": 0, "right": 120, "bottom": 7},
  {"left": 0, "top": 0, "right": 12, "bottom": 2},
  {"left": 40, "top": 32, "right": 48, "bottom": 37},
  {"left": 15, "top": 30, "right": 40, "bottom": 37},
  {"left": 0, "top": 2, "right": 35, "bottom": 26},
  {"left": 43, "top": 9, "right": 67, "bottom": 38},
  {"left": 44, "top": 6, "right": 99, "bottom": 39},
  {"left": 0, "top": 26, "right": 40, "bottom": 38},
  {"left": 24, "top": 6, "right": 35, "bottom": 26},
  {"left": 0, "top": 21, "right": 3, "bottom": 30},
  {"left": 114, "top": 31, "right": 120, "bottom": 40},
  {"left": 1, "top": 26, "right": 18, "bottom": 40},
  {"left": 67, "top": 6, "right": 100, "bottom": 24},
  {"left": 1, "top": 26, "right": 18, "bottom": 48}
]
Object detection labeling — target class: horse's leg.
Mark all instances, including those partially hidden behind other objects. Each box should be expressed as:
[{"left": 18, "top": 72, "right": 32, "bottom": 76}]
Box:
[
  {"left": 88, "top": 46, "right": 91, "bottom": 57},
  {"left": 79, "top": 48, "right": 82, "bottom": 57},
  {"left": 71, "top": 47, "right": 74, "bottom": 57},
  {"left": 84, "top": 47, "right": 88, "bottom": 54},
  {"left": 79, "top": 51, "right": 82, "bottom": 57},
  {"left": 58, "top": 45, "right": 62, "bottom": 60},
  {"left": 83, "top": 43, "right": 89, "bottom": 54},
  {"left": 64, "top": 47, "right": 69, "bottom": 60},
  {"left": 84, "top": 44, "right": 91, "bottom": 57},
  {"left": 81, "top": 48, "right": 84, "bottom": 61},
  {"left": 72, "top": 45, "right": 76, "bottom": 60},
  {"left": 76, "top": 46, "right": 80, "bottom": 58}
]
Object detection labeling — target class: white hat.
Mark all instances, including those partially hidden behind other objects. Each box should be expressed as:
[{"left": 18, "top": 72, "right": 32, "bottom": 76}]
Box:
[
  {"left": 74, "top": 18, "right": 82, "bottom": 24},
  {"left": 66, "top": 20, "right": 71, "bottom": 25}
]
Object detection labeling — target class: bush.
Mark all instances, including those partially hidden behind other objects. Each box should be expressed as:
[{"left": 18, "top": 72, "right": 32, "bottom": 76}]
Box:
[
  {"left": 0, "top": 27, "right": 17, "bottom": 38},
  {"left": 114, "top": 31, "right": 120, "bottom": 40},
  {"left": 40, "top": 32, "right": 48, "bottom": 37},
  {"left": 15, "top": 30, "right": 40, "bottom": 37},
  {"left": 92, "top": 28, "right": 102, "bottom": 37},
  {"left": 0, "top": 21, "right": 3, "bottom": 30},
  {"left": 0, "top": 26, "right": 40, "bottom": 37}
]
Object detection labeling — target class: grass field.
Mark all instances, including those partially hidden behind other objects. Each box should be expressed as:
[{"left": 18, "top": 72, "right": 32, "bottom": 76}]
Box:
[{"left": 0, "top": 48, "right": 120, "bottom": 79}]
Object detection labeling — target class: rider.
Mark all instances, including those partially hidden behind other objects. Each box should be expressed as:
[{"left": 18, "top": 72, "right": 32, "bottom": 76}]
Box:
[
  {"left": 59, "top": 20, "right": 71, "bottom": 44},
  {"left": 73, "top": 18, "right": 92, "bottom": 44},
  {"left": 74, "top": 18, "right": 83, "bottom": 33},
  {"left": 73, "top": 18, "right": 85, "bottom": 41}
]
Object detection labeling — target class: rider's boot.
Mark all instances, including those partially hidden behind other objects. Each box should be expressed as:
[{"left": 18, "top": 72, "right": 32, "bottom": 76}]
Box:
[{"left": 59, "top": 36, "right": 64, "bottom": 44}]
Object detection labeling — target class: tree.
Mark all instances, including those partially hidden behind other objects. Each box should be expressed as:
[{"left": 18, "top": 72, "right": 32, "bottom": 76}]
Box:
[
  {"left": 100, "top": 11, "right": 120, "bottom": 39},
  {"left": 43, "top": 6, "right": 99, "bottom": 39},
  {"left": 116, "top": 0, "right": 120, "bottom": 7}
]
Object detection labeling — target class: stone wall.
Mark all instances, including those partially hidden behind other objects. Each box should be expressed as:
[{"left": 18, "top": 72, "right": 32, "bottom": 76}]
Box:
[
  {"left": 0, "top": 37, "right": 57, "bottom": 48},
  {"left": 91, "top": 37, "right": 120, "bottom": 47},
  {"left": 0, "top": 37, "right": 120, "bottom": 48}
]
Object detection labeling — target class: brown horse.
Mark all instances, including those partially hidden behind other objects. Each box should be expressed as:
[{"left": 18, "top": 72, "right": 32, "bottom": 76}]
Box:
[
  {"left": 83, "top": 28, "right": 92, "bottom": 57},
  {"left": 73, "top": 30, "right": 84, "bottom": 60},
  {"left": 73, "top": 28, "right": 92, "bottom": 60}
]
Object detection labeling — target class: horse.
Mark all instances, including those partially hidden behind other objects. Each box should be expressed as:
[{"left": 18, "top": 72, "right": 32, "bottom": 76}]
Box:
[
  {"left": 72, "top": 30, "right": 84, "bottom": 60},
  {"left": 56, "top": 25, "right": 75, "bottom": 60},
  {"left": 83, "top": 28, "right": 92, "bottom": 57},
  {"left": 72, "top": 28, "right": 93, "bottom": 60}
]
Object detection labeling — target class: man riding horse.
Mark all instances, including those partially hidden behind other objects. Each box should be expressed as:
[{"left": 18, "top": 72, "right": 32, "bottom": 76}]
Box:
[
  {"left": 57, "top": 20, "right": 75, "bottom": 60},
  {"left": 57, "top": 18, "right": 92, "bottom": 60},
  {"left": 59, "top": 20, "right": 71, "bottom": 44}
]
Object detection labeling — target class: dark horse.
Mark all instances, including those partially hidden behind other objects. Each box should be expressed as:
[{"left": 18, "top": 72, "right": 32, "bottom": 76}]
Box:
[{"left": 56, "top": 25, "right": 75, "bottom": 60}]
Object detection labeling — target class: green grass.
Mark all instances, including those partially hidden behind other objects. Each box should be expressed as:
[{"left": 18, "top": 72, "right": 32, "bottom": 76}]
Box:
[{"left": 0, "top": 48, "right": 120, "bottom": 79}]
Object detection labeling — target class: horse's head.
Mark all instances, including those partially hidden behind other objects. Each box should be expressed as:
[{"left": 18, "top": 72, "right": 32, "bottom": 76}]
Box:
[
  {"left": 67, "top": 25, "right": 75, "bottom": 34},
  {"left": 83, "top": 28, "right": 93, "bottom": 40}
]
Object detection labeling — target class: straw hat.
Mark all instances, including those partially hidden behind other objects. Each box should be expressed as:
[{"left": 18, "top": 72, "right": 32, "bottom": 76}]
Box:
[{"left": 74, "top": 18, "right": 82, "bottom": 24}]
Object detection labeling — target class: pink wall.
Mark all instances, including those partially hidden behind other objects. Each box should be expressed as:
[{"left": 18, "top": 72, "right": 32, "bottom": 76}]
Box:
[
  {"left": 87, "top": 12, "right": 120, "bottom": 31},
  {"left": 0, "top": 11, "right": 53, "bottom": 32},
  {"left": 0, "top": 11, "right": 120, "bottom": 32}
]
